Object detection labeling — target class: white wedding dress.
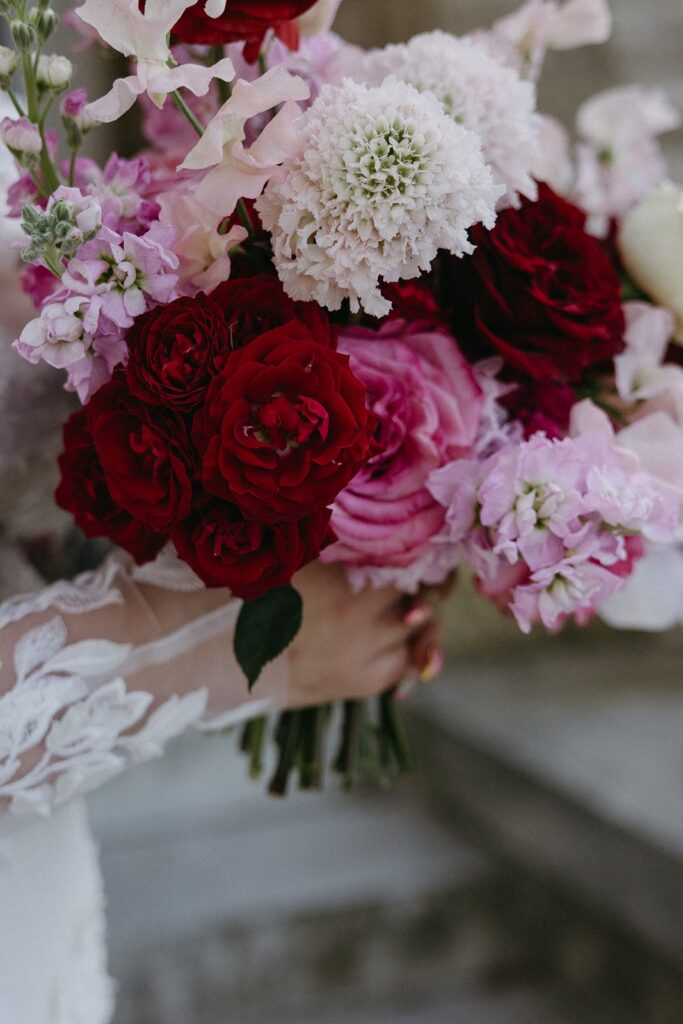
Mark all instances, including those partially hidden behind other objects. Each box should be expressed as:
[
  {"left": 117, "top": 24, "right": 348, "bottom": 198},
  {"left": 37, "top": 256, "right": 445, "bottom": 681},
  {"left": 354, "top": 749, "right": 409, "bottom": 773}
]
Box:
[{"left": 0, "top": 309, "right": 286, "bottom": 1022}]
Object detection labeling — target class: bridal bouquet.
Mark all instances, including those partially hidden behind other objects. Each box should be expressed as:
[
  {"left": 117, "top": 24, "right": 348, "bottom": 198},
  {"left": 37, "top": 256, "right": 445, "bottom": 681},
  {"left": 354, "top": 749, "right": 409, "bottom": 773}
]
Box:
[{"left": 2, "top": 0, "right": 682, "bottom": 792}]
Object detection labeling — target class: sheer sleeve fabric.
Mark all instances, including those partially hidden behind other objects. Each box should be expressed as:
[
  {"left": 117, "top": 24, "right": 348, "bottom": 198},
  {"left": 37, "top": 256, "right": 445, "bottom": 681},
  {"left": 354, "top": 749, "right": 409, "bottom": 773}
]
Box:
[{"left": 0, "top": 548, "right": 288, "bottom": 819}]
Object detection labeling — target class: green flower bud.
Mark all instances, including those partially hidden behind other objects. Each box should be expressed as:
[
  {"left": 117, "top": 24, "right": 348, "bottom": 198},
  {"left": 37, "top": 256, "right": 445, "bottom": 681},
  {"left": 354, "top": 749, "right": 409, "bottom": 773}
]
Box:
[
  {"left": 29, "top": 6, "right": 58, "bottom": 42},
  {"left": 10, "top": 20, "right": 36, "bottom": 52}
]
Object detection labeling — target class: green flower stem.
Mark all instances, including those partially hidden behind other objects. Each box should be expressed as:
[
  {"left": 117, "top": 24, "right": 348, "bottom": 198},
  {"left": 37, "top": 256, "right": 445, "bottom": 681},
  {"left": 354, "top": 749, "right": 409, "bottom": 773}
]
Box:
[
  {"left": 6, "top": 87, "right": 26, "bottom": 117},
  {"left": 268, "top": 711, "right": 302, "bottom": 797},
  {"left": 333, "top": 700, "right": 364, "bottom": 789},
  {"left": 299, "top": 706, "right": 328, "bottom": 791},
  {"left": 247, "top": 715, "right": 268, "bottom": 780},
  {"left": 379, "top": 689, "right": 414, "bottom": 774},
  {"left": 170, "top": 88, "right": 255, "bottom": 238},
  {"left": 20, "top": 50, "right": 60, "bottom": 194},
  {"left": 170, "top": 88, "right": 205, "bottom": 136}
]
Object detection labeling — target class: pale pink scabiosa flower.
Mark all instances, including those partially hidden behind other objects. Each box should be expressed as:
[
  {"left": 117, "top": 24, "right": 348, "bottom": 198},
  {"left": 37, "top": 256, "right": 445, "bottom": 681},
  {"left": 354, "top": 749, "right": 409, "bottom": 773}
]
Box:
[
  {"left": 429, "top": 431, "right": 679, "bottom": 632},
  {"left": 257, "top": 77, "right": 500, "bottom": 317},
  {"left": 321, "top": 321, "right": 484, "bottom": 592},
  {"left": 358, "top": 32, "right": 539, "bottom": 208}
]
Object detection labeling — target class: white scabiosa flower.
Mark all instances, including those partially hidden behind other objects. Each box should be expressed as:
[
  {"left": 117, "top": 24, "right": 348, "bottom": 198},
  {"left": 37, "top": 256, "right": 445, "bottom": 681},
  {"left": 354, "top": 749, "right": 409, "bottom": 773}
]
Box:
[
  {"left": 360, "top": 32, "right": 539, "bottom": 209},
  {"left": 256, "top": 77, "right": 501, "bottom": 318}
]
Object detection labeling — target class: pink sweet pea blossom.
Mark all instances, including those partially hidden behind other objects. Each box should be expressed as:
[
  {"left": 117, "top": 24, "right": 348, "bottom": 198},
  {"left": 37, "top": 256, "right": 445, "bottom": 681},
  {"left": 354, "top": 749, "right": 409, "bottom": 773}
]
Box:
[
  {"left": 179, "top": 65, "right": 309, "bottom": 218},
  {"left": 158, "top": 190, "right": 247, "bottom": 292},
  {"left": 321, "top": 321, "right": 484, "bottom": 592},
  {"left": 75, "top": 0, "right": 235, "bottom": 122}
]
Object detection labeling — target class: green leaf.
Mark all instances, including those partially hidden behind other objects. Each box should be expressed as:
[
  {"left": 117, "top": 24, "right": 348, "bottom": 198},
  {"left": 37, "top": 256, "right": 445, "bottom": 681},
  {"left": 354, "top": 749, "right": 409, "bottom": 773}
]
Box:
[{"left": 235, "top": 585, "right": 303, "bottom": 690}]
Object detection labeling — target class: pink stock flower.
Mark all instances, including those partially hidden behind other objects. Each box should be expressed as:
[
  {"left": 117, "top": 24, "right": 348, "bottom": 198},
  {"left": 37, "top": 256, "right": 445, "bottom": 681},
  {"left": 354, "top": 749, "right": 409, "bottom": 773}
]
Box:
[
  {"left": 22, "top": 265, "right": 60, "bottom": 308},
  {"left": 0, "top": 117, "right": 42, "bottom": 156},
  {"left": 75, "top": 153, "right": 160, "bottom": 232},
  {"left": 14, "top": 222, "right": 179, "bottom": 400},
  {"left": 429, "top": 429, "right": 679, "bottom": 632},
  {"left": 61, "top": 225, "right": 179, "bottom": 328},
  {"left": 321, "top": 321, "right": 483, "bottom": 592}
]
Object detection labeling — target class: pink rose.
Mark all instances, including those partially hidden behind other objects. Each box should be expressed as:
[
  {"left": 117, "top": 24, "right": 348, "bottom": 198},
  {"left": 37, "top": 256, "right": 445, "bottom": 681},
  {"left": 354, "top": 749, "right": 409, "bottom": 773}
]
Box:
[{"left": 321, "top": 321, "right": 483, "bottom": 589}]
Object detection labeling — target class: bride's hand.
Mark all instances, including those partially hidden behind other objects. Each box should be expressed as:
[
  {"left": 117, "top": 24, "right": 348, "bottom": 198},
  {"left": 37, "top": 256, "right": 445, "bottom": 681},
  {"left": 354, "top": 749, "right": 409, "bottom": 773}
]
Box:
[{"left": 285, "top": 561, "right": 440, "bottom": 709}]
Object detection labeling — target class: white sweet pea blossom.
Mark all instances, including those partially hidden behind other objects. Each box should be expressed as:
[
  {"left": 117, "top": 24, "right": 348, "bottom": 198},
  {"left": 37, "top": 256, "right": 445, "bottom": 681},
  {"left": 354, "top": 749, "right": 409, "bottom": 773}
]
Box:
[
  {"left": 532, "top": 115, "right": 573, "bottom": 194},
  {"left": 75, "top": 0, "right": 236, "bottom": 121},
  {"left": 614, "top": 302, "right": 682, "bottom": 413},
  {"left": 489, "top": 0, "right": 612, "bottom": 79},
  {"left": 180, "top": 65, "right": 309, "bottom": 217},
  {"left": 574, "top": 86, "right": 681, "bottom": 230}
]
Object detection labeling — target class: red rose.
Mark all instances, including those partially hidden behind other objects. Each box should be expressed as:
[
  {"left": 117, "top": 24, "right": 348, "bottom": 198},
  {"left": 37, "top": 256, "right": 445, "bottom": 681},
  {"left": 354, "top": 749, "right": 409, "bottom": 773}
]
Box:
[
  {"left": 382, "top": 281, "right": 448, "bottom": 331},
  {"left": 172, "top": 502, "right": 333, "bottom": 599},
  {"left": 88, "top": 377, "right": 195, "bottom": 532},
  {"left": 195, "top": 322, "right": 376, "bottom": 522},
  {"left": 56, "top": 409, "right": 165, "bottom": 564},
  {"left": 126, "top": 294, "right": 231, "bottom": 410},
  {"left": 504, "top": 380, "right": 578, "bottom": 439},
  {"left": 210, "top": 274, "right": 336, "bottom": 349},
  {"left": 172, "top": 0, "right": 319, "bottom": 60},
  {"left": 447, "top": 183, "right": 625, "bottom": 382}
]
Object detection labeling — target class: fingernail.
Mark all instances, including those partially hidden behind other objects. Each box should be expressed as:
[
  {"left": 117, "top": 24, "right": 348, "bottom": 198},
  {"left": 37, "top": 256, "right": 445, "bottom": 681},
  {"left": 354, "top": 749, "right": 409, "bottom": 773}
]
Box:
[
  {"left": 404, "top": 604, "right": 431, "bottom": 628},
  {"left": 419, "top": 647, "right": 444, "bottom": 684}
]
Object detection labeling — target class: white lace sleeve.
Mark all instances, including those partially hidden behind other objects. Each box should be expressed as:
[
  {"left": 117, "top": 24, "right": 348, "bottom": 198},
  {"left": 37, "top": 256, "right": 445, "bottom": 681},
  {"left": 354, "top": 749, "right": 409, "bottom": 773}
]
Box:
[{"left": 0, "top": 549, "right": 288, "bottom": 820}]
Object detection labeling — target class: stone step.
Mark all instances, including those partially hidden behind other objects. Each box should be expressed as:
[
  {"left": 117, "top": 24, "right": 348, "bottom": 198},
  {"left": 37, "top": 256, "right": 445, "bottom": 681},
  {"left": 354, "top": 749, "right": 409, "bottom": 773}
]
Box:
[
  {"left": 268, "top": 987, "right": 621, "bottom": 1024},
  {"left": 409, "top": 627, "right": 683, "bottom": 1020}
]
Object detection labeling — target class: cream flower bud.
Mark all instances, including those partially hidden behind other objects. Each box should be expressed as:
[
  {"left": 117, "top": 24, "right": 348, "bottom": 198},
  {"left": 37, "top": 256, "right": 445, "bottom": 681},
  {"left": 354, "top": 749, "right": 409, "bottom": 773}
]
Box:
[
  {"left": 0, "top": 116, "right": 41, "bottom": 155},
  {"left": 0, "top": 45, "right": 18, "bottom": 77},
  {"left": 37, "top": 53, "right": 73, "bottom": 90},
  {"left": 619, "top": 181, "right": 683, "bottom": 342}
]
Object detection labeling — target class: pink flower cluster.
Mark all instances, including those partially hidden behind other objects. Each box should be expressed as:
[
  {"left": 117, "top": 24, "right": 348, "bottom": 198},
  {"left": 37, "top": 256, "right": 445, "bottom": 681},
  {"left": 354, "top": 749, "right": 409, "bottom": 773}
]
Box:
[
  {"left": 15, "top": 214, "right": 179, "bottom": 401},
  {"left": 428, "top": 430, "right": 678, "bottom": 632}
]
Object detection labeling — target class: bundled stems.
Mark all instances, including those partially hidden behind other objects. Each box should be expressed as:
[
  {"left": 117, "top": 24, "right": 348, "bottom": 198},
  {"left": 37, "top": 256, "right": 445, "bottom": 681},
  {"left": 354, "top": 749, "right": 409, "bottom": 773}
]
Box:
[{"left": 239, "top": 692, "right": 416, "bottom": 796}]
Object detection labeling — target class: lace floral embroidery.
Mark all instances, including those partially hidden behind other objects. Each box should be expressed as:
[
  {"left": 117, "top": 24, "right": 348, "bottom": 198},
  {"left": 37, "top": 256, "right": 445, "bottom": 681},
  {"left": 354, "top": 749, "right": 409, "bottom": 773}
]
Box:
[
  {"left": 0, "top": 615, "right": 208, "bottom": 816},
  {"left": 0, "top": 559, "right": 125, "bottom": 632}
]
